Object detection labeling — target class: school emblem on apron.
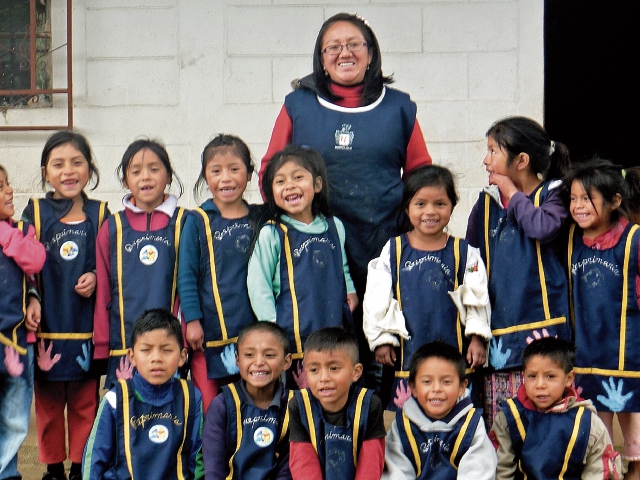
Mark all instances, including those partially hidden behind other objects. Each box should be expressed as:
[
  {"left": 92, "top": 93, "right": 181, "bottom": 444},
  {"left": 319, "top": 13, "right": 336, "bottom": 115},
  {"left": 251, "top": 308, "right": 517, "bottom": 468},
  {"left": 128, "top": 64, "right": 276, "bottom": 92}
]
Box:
[
  {"left": 60, "top": 241, "right": 79, "bottom": 261},
  {"left": 149, "top": 424, "right": 169, "bottom": 443},
  {"left": 139, "top": 245, "right": 159, "bottom": 266},
  {"left": 253, "top": 426, "right": 274, "bottom": 447},
  {"left": 334, "top": 124, "right": 354, "bottom": 151}
]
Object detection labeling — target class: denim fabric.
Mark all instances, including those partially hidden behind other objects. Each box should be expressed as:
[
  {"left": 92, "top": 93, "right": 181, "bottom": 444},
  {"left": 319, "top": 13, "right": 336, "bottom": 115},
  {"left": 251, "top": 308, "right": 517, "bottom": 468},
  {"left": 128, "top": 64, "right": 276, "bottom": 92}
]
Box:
[{"left": 0, "top": 345, "right": 34, "bottom": 480}]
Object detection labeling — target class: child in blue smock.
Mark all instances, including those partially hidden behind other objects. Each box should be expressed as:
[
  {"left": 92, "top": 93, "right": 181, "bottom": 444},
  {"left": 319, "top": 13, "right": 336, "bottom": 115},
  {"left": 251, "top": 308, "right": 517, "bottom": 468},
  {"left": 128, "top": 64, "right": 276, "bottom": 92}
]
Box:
[
  {"left": 565, "top": 158, "right": 640, "bottom": 478},
  {"left": 466, "top": 116, "right": 573, "bottom": 427},
  {"left": 364, "top": 165, "right": 491, "bottom": 410},
  {"left": 178, "top": 134, "right": 261, "bottom": 413},
  {"left": 22, "top": 130, "right": 109, "bottom": 480},
  {"left": 247, "top": 145, "right": 357, "bottom": 390}
]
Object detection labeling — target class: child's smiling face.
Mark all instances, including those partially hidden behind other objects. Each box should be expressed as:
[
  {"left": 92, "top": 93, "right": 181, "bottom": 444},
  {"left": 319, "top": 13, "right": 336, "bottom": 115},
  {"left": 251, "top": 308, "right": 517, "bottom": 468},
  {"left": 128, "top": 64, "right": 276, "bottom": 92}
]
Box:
[
  {"left": 272, "top": 160, "right": 322, "bottom": 224},
  {"left": 236, "top": 330, "right": 291, "bottom": 394},
  {"left": 409, "top": 357, "right": 467, "bottom": 420},
  {"left": 569, "top": 179, "right": 620, "bottom": 239},
  {"left": 0, "top": 169, "right": 14, "bottom": 220}
]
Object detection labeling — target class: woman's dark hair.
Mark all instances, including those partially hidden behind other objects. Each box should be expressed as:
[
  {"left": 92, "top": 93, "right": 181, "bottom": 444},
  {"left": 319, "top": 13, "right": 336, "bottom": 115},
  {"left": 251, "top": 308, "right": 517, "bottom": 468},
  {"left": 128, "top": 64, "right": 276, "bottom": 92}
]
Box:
[
  {"left": 487, "top": 116, "right": 571, "bottom": 180},
  {"left": 262, "top": 144, "right": 329, "bottom": 222},
  {"left": 40, "top": 130, "right": 100, "bottom": 190},
  {"left": 116, "top": 138, "right": 183, "bottom": 198},
  {"left": 312, "top": 12, "right": 393, "bottom": 106},
  {"left": 563, "top": 157, "right": 630, "bottom": 224},
  {"left": 193, "top": 134, "right": 254, "bottom": 202},
  {"left": 400, "top": 165, "right": 458, "bottom": 232}
]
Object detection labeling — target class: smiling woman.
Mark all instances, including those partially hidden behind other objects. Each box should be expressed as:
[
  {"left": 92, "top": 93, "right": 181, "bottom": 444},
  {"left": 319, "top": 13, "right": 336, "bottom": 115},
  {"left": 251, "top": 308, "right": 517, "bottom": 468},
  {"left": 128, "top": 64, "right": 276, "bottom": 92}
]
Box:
[{"left": 260, "top": 13, "right": 432, "bottom": 391}]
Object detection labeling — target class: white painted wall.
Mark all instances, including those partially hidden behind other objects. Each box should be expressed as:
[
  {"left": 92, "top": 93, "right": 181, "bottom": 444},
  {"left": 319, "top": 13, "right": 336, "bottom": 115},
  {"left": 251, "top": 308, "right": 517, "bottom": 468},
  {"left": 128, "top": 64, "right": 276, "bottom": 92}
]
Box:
[{"left": 0, "top": 0, "right": 543, "bottom": 238}]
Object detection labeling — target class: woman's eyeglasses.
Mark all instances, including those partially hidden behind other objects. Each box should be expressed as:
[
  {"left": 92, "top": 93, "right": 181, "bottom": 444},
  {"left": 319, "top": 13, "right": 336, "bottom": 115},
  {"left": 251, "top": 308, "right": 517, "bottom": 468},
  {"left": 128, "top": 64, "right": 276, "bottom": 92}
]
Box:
[{"left": 321, "top": 42, "right": 368, "bottom": 56}]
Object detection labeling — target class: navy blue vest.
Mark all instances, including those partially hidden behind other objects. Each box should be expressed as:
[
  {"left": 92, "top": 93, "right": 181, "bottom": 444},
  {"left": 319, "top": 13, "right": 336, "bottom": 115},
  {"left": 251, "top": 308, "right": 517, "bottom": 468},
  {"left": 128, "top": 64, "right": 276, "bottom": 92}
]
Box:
[
  {"left": 396, "top": 404, "right": 482, "bottom": 480},
  {"left": 222, "top": 382, "right": 292, "bottom": 480},
  {"left": 570, "top": 222, "right": 640, "bottom": 411},
  {"left": 31, "top": 198, "right": 107, "bottom": 380},
  {"left": 106, "top": 208, "right": 185, "bottom": 386},
  {"left": 501, "top": 397, "right": 590, "bottom": 480},
  {"left": 285, "top": 87, "right": 416, "bottom": 280},
  {"left": 0, "top": 220, "right": 30, "bottom": 376},
  {"left": 294, "top": 386, "right": 372, "bottom": 480},
  {"left": 274, "top": 218, "right": 351, "bottom": 360},
  {"left": 390, "top": 235, "right": 467, "bottom": 373},
  {"left": 476, "top": 183, "right": 570, "bottom": 370},
  {"left": 113, "top": 378, "right": 196, "bottom": 480},
  {"left": 191, "top": 207, "right": 257, "bottom": 379}
]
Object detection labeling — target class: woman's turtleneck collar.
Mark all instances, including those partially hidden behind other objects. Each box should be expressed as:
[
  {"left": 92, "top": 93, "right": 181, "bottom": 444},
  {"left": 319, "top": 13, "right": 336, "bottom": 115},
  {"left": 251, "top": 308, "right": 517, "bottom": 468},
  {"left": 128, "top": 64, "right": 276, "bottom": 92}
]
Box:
[{"left": 329, "top": 82, "right": 364, "bottom": 108}]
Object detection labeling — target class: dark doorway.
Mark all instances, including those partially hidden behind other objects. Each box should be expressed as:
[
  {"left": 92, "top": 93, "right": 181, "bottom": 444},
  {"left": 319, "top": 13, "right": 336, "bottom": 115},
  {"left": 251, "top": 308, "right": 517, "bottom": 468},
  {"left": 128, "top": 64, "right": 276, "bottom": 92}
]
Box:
[{"left": 544, "top": 2, "right": 636, "bottom": 168}]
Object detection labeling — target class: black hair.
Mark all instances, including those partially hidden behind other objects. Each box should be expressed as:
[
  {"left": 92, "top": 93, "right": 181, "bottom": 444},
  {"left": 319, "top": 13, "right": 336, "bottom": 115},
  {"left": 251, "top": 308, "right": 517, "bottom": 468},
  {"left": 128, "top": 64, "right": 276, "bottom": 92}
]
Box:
[
  {"left": 116, "top": 138, "right": 184, "bottom": 198},
  {"left": 303, "top": 327, "right": 359, "bottom": 365},
  {"left": 312, "top": 12, "right": 393, "bottom": 106},
  {"left": 40, "top": 130, "right": 100, "bottom": 190},
  {"left": 521, "top": 337, "right": 575, "bottom": 374},
  {"left": 408, "top": 341, "right": 466, "bottom": 385},
  {"left": 486, "top": 116, "right": 571, "bottom": 180},
  {"left": 400, "top": 165, "right": 458, "bottom": 232},
  {"left": 624, "top": 166, "right": 640, "bottom": 224},
  {"left": 236, "top": 321, "right": 290, "bottom": 356},
  {"left": 130, "top": 308, "right": 184, "bottom": 349},
  {"left": 261, "top": 144, "right": 329, "bottom": 222},
  {"left": 193, "top": 134, "right": 255, "bottom": 202},
  {"left": 563, "top": 157, "right": 630, "bottom": 225}
]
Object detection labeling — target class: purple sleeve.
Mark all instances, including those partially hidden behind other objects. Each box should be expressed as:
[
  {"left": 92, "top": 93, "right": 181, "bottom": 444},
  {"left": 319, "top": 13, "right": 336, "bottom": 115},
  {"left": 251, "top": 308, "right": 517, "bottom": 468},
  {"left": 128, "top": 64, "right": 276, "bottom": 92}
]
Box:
[
  {"left": 203, "top": 394, "right": 228, "bottom": 480},
  {"left": 508, "top": 186, "right": 568, "bottom": 244},
  {"left": 466, "top": 198, "right": 481, "bottom": 248}
]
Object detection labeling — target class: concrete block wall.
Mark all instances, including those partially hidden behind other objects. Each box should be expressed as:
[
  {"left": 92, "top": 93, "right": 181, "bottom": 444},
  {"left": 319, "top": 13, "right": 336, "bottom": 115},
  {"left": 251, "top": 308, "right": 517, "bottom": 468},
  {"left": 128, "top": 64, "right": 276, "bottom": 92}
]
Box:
[{"left": 0, "top": 0, "right": 543, "bottom": 238}]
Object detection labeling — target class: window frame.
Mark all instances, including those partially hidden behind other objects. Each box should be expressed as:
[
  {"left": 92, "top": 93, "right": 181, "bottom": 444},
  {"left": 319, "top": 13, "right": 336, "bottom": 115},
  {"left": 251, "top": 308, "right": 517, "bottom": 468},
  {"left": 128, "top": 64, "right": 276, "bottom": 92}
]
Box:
[{"left": 0, "top": 0, "right": 73, "bottom": 131}]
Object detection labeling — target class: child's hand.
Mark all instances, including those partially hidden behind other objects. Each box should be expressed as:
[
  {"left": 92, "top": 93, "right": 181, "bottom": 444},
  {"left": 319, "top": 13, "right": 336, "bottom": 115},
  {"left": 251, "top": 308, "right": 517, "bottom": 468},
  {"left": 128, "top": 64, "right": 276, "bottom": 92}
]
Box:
[
  {"left": 4, "top": 345, "right": 24, "bottom": 377},
  {"left": 489, "top": 172, "right": 518, "bottom": 202},
  {"left": 75, "top": 272, "right": 97, "bottom": 298},
  {"left": 37, "top": 338, "right": 61, "bottom": 371},
  {"left": 186, "top": 320, "right": 204, "bottom": 352},
  {"left": 466, "top": 335, "right": 486, "bottom": 369},
  {"left": 347, "top": 292, "right": 359, "bottom": 312},
  {"left": 374, "top": 344, "right": 396, "bottom": 367},
  {"left": 292, "top": 361, "right": 308, "bottom": 389},
  {"left": 25, "top": 296, "right": 41, "bottom": 332},
  {"left": 116, "top": 356, "right": 134, "bottom": 380}
]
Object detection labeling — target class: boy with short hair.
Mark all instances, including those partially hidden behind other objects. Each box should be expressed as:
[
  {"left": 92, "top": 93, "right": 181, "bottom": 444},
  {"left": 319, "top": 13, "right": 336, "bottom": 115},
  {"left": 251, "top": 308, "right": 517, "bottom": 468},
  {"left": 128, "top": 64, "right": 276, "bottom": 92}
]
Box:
[
  {"left": 288, "top": 327, "right": 386, "bottom": 480},
  {"left": 203, "top": 321, "right": 293, "bottom": 480},
  {"left": 82, "top": 309, "right": 203, "bottom": 479},
  {"left": 383, "top": 341, "right": 496, "bottom": 479},
  {"left": 491, "top": 337, "right": 622, "bottom": 480}
]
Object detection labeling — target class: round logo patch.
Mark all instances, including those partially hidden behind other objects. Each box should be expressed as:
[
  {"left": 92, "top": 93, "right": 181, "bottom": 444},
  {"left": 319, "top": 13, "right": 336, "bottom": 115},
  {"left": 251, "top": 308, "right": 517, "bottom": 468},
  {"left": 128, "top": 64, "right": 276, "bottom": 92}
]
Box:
[
  {"left": 253, "top": 426, "right": 274, "bottom": 448},
  {"left": 139, "top": 245, "right": 158, "bottom": 266},
  {"left": 60, "top": 241, "right": 79, "bottom": 261},
  {"left": 149, "top": 424, "right": 169, "bottom": 444}
]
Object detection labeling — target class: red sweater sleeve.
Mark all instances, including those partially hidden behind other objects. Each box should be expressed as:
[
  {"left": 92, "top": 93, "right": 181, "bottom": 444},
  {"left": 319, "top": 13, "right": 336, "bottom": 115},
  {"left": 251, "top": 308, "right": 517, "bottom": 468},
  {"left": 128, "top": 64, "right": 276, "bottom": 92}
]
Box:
[
  {"left": 354, "top": 437, "right": 385, "bottom": 480},
  {"left": 404, "top": 119, "right": 432, "bottom": 176},
  {"left": 259, "top": 105, "right": 293, "bottom": 198},
  {"left": 289, "top": 441, "right": 323, "bottom": 480},
  {"left": 93, "top": 221, "right": 112, "bottom": 359},
  {"left": 0, "top": 221, "right": 46, "bottom": 274}
]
